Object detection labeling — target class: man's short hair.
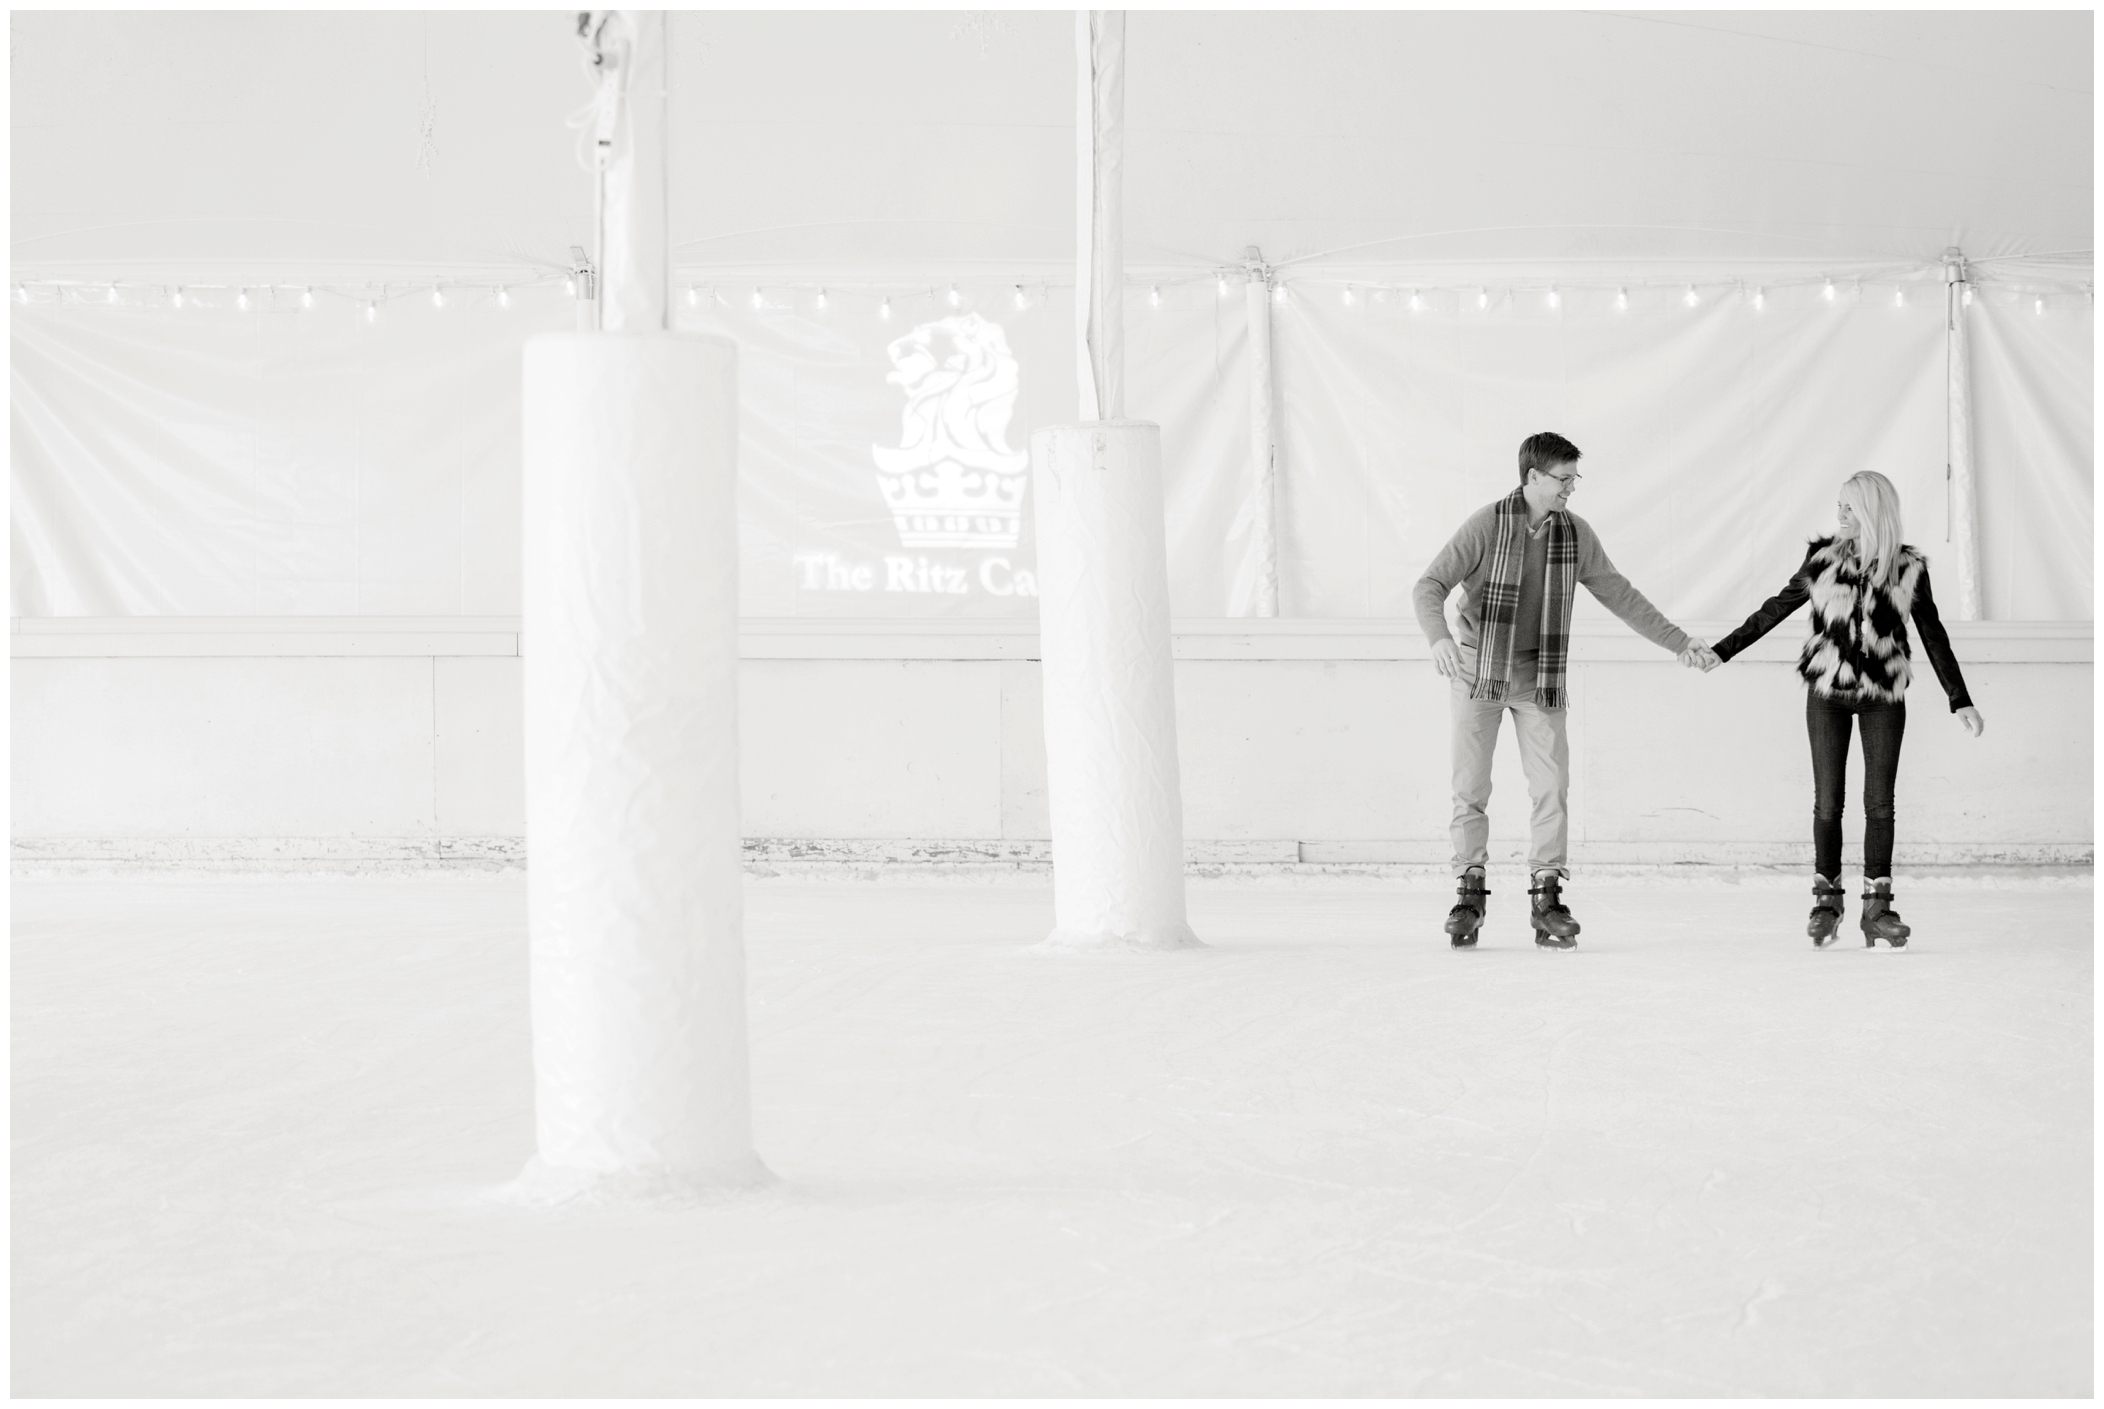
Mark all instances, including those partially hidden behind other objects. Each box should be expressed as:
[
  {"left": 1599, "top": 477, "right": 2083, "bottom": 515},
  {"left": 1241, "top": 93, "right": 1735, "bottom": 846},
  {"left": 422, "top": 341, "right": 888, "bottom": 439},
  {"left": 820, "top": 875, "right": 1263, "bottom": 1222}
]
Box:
[{"left": 1517, "top": 432, "right": 1583, "bottom": 484}]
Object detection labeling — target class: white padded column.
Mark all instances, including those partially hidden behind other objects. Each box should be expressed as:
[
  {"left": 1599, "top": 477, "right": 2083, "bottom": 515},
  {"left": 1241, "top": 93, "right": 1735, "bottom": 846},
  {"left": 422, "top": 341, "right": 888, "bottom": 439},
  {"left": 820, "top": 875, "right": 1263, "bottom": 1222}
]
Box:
[
  {"left": 514, "top": 333, "right": 766, "bottom": 1200},
  {"left": 1031, "top": 421, "right": 1199, "bottom": 950}
]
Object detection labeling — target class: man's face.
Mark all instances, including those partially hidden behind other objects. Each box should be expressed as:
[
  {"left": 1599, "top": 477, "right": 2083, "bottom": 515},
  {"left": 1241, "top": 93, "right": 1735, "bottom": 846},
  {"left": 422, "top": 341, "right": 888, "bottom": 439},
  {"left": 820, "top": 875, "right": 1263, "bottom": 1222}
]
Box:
[{"left": 1525, "top": 462, "right": 1580, "bottom": 513}]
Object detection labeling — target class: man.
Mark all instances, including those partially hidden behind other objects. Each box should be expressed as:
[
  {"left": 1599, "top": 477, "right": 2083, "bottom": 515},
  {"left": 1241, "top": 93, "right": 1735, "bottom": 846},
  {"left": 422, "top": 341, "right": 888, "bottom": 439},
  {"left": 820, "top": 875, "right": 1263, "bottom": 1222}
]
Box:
[{"left": 1414, "top": 432, "right": 1709, "bottom": 949}]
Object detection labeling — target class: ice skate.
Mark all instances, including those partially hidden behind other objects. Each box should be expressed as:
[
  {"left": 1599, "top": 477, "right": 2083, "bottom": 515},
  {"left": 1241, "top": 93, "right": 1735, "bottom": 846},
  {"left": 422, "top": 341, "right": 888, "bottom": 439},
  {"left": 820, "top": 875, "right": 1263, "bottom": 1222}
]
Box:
[
  {"left": 1807, "top": 875, "right": 1845, "bottom": 947},
  {"left": 1444, "top": 867, "right": 1489, "bottom": 948},
  {"left": 1528, "top": 871, "right": 1580, "bottom": 949},
  {"left": 1860, "top": 879, "right": 1911, "bottom": 947}
]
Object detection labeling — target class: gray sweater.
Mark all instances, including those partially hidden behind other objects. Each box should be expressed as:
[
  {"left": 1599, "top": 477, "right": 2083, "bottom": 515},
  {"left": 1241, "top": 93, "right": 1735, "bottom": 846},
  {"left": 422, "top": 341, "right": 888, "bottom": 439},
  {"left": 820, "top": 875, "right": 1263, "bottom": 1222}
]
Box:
[{"left": 1412, "top": 503, "right": 1689, "bottom": 656}]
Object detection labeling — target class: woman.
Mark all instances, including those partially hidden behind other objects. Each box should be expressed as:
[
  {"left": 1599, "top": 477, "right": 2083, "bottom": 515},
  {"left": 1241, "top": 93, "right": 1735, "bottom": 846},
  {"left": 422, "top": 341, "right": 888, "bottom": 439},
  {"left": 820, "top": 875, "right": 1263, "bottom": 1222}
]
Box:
[{"left": 1695, "top": 471, "right": 1985, "bottom": 946}]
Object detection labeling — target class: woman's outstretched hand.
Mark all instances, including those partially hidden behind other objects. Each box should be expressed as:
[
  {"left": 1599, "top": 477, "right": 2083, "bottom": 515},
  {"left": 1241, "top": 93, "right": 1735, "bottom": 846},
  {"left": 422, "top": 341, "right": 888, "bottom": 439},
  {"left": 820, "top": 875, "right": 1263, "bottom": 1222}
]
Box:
[
  {"left": 1678, "top": 640, "right": 1722, "bottom": 672},
  {"left": 1955, "top": 705, "right": 1985, "bottom": 737}
]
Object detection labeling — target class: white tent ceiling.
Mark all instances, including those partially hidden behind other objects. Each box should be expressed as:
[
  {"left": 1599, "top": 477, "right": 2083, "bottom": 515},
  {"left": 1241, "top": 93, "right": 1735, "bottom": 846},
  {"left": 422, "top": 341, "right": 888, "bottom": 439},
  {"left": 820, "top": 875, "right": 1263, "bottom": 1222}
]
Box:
[{"left": 11, "top": 9, "right": 2093, "bottom": 276}]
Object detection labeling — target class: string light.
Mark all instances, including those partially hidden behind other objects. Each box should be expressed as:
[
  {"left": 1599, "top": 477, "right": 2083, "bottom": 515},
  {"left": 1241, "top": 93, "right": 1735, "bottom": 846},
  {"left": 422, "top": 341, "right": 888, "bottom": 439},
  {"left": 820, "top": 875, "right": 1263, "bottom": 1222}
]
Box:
[
  {"left": 564, "top": 274, "right": 577, "bottom": 297},
  {"left": 1013, "top": 285, "right": 1027, "bottom": 310},
  {"left": 14, "top": 283, "right": 27, "bottom": 303},
  {"left": 365, "top": 301, "right": 378, "bottom": 324},
  {"left": 1149, "top": 285, "right": 1162, "bottom": 308},
  {"left": 946, "top": 284, "right": 961, "bottom": 309},
  {"left": 1822, "top": 278, "right": 1836, "bottom": 302},
  {"left": 1217, "top": 274, "right": 1230, "bottom": 297},
  {"left": 1615, "top": 287, "right": 1628, "bottom": 311},
  {"left": 497, "top": 287, "right": 510, "bottom": 309},
  {"left": 1272, "top": 283, "right": 1288, "bottom": 304},
  {"left": 1894, "top": 287, "right": 1904, "bottom": 308},
  {"left": 1683, "top": 285, "right": 1699, "bottom": 307},
  {"left": 815, "top": 288, "right": 829, "bottom": 312},
  {"left": 236, "top": 288, "right": 251, "bottom": 311},
  {"left": 432, "top": 286, "right": 446, "bottom": 309},
  {"left": 106, "top": 285, "right": 120, "bottom": 304},
  {"left": 1342, "top": 285, "right": 1356, "bottom": 306},
  {"left": 171, "top": 287, "right": 185, "bottom": 309},
  {"left": 1962, "top": 285, "right": 1973, "bottom": 307},
  {"left": 1476, "top": 289, "right": 1488, "bottom": 311},
  {"left": 301, "top": 287, "right": 315, "bottom": 310},
  {"left": 2035, "top": 296, "right": 2045, "bottom": 315},
  {"left": 1546, "top": 287, "right": 1560, "bottom": 310},
  {"left": 1408, "top": 289, "right": 1423, "bottom": 313},
  {"left": 879, "top": 296, "right": 892, "bottom": 321},
  {"left": 1753, "top": 288, "right": 1765, "bottom": 311},
  {"left": 751, "top": 287, "right": 765, "bottom": 309}
]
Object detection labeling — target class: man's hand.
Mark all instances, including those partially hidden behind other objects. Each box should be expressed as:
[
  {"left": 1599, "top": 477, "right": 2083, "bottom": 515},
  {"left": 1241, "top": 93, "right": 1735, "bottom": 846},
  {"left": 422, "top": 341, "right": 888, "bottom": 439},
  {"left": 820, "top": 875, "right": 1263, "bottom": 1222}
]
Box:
[
  {"left": 1678, "top": 639, "right": 1722, "bottom": 672},
  {"left": 1955, "top": 705, "right": 1985, "bottom": 737},
  {"left": 1431, "top": 639, "right": 1469, "bottom": 681}
]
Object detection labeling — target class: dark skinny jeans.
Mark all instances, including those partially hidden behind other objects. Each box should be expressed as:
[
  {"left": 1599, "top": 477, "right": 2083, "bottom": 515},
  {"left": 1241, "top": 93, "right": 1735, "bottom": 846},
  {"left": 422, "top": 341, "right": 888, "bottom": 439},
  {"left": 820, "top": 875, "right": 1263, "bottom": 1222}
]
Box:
[{"left": 1806, "top": 691, "right": 1906, "bottom": 880}]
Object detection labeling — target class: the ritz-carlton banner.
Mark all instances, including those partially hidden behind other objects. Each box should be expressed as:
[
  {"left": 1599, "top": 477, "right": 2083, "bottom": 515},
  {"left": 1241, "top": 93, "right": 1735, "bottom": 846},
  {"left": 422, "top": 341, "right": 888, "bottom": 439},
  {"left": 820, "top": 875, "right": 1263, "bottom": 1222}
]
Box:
[{"left": 685, "top": 283, "right": 1083, "bottom": 618}]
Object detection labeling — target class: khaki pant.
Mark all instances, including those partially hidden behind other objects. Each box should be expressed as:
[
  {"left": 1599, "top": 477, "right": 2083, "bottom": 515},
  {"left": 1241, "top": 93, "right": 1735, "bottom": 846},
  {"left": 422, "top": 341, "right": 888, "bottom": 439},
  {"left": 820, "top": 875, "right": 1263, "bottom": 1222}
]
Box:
[{"left": 1449, "top": 647, "right": 1570, "bottom": 878}]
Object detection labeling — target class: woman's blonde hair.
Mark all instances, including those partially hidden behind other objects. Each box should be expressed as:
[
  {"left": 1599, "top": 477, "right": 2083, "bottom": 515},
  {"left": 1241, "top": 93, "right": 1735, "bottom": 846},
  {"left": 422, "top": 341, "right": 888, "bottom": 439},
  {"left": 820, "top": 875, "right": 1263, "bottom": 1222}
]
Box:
[{"left": 1839, "top": 471, "right": 1906, "bottom": 588}]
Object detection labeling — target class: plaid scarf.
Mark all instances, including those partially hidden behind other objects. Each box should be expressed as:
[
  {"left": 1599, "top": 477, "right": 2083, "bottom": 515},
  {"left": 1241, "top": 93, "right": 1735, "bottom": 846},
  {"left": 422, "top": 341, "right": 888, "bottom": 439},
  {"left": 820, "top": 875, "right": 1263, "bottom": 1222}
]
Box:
[{"left": 1470, "top": 488, "right": 1577, "bottom": 709}]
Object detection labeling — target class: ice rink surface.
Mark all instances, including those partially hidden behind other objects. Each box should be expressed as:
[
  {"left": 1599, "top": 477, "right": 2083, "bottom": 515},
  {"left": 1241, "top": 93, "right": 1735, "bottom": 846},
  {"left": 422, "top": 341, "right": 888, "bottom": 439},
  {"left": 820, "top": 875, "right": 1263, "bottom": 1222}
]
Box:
[{"left": 13, "top": 872, "right": 2092, "bottom": 1396}]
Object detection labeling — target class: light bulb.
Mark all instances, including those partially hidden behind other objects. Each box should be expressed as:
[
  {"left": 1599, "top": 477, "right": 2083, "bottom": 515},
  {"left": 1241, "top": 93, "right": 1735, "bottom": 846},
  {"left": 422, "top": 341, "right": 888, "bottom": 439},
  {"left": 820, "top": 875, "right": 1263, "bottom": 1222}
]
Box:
[
  {"left": 1342, "top": 286, "right": 1356, "bottom": 306},
  {"left": 1823, "top": 279, "right": 1836, "bottom": 302},
  {"left": 1217, "top": 275, "right": 1230, "bottom": 297},
  {"left": 301, "top": 287, "right": 315, "bottom": 310},
  {"left": 1753, "top": 288, "right": 1765, "bottom": 311},
  {"left": 946, "top": 284, "right": 961, "bottom": 308},
  {"left": 1272, "top": 284, "right": 1287, "bottom": 304},
  {"left": 1546, "top": 288, "right": 1560, "bottom": 310},
  {"left": 432, "top": 287, "right": 446, "bottom": 309},
  {"left": 1476, "top": 289, "right": 1489, "bottom": 311},
  {"left": 365, "top": 302, "right": 378, "bottom": 323},
  {"left": 1150, "top": 285, "right": 1162, "bottom": 308},
  {"left": 497, "top": 287, "right": 510, "bottom": 309},
  {"left": 815, "top": 289, "right": 829, "bottom": 312},
  {"left": 1013, "top": 286, "right": 1027, "bottom": 310},
  {"left": 1894, "top": 288, "right": 1904, "bottom": 308},
  {"left": 1962, "top": 285, "right": 1973, "bottom": 307},
  {"left": 1408, "top": 290, "right": 1423, "bottom": 313},
  {"left": 236, "top": 289, "right": 251, "bottom": 311},
  {"left": 564, "top": 275, "right": 577, "bottom": 298},
  {"left": 13, "top": 283, "right": 27, "bottom": 303},
  {"left": 2035, "top": 297, "right": 2045, "bottom": 315},
  {"left": 106, "top": 285, "right": 120, "bottom": 304},
  {"left": 172, "top": 287, "right": 185, "bottom": 309},
  {"left": 751, "top": 288, "right": 764, "bottom": 309},
  {"left": 1683, "top": 285, "right": 1699, "bottom": 307},
  {"left": 1615, "top": 288, "right": 1628, "bottom": 311},
  {"left": 683, "top": 286, "right": 696, "bottom": 308},
  {"left": 879, "top": 297, "right": 892, "bottom": 321}
]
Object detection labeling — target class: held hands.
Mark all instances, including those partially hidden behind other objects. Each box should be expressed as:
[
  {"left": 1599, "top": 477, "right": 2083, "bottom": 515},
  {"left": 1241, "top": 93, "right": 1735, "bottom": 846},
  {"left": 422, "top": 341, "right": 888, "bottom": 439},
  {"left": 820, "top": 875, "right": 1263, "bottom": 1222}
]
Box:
[
  {"left": 1955, "top": 705, "right": 1985, "bottom": 738},
  {"left": 1678, "top": 639, "right": 1723, "bottom": 673}
]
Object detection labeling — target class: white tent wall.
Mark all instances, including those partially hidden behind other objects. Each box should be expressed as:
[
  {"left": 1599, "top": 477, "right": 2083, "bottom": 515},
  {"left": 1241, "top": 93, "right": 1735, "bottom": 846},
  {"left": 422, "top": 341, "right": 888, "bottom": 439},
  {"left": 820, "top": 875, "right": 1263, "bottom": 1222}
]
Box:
[
  {"left": 10, "top": 272, "right": 2092, "bottom": 868},
  {"left": 12, "top": 276, "right": 2094, "bottom": 620},
  {"left": 9, "top": 9, "right": 2092, "bottom": 871}
]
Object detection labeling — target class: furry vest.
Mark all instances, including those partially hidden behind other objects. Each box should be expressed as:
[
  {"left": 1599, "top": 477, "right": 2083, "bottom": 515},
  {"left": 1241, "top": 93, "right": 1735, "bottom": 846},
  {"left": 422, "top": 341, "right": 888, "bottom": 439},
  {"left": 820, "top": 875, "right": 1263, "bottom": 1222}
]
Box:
[{"left": 1798, "top": 536, "right": 1925, "bottom": 702}]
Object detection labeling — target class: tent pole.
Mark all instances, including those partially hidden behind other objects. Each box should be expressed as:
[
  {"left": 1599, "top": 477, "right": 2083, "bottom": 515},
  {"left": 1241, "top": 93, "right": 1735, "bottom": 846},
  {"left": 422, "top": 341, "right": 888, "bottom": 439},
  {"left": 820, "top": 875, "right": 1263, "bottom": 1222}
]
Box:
[
  {"left": 515, "top": 9, "right": 766, "bottom": 1202},
  {"left": 1243, "top": 246, "right": 1279, "bottom": 618},
  {"left": 1944, "top": 247, "right": 1983, "bottom": 620},
  {"left": 600, "top": 9, "right": 669, "bottom": 333},
  {"left": 1027, "top": 11, "right": 1199, "bottom": 951},
  {"left": 1074, "top": 10, "right": 1124, "bottom": 420}
]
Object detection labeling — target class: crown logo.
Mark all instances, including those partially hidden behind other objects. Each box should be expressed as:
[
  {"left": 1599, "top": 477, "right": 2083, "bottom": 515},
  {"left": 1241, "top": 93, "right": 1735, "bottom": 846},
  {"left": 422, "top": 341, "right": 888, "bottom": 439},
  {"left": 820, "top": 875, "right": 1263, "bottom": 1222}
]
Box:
[{"left": 871, "top": 313, "right": 1029, "bottom": 548}]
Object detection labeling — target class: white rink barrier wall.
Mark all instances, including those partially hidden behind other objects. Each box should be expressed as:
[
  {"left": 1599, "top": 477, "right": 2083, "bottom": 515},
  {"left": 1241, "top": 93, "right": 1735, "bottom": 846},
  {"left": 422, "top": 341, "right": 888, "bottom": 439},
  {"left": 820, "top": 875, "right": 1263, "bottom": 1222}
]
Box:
[{"left": 11, "top": 617, "right": 2091, "bottom": 874}]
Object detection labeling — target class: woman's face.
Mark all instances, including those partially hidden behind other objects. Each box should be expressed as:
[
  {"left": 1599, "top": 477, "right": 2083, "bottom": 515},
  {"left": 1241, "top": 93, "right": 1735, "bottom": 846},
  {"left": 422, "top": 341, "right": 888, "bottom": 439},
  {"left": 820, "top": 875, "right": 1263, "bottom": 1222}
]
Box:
[{"left": 1836, "top": 496, "right": 1860, "bottom": 539}]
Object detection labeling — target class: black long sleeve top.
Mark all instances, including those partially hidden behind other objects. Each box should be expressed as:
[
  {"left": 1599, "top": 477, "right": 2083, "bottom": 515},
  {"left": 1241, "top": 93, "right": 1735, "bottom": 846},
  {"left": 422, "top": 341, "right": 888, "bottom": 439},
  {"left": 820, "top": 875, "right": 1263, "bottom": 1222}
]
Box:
[{"left": 1712, "top": 552, "right": 1974, "bottom": 712}]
